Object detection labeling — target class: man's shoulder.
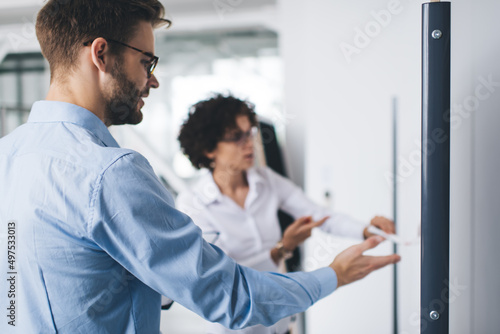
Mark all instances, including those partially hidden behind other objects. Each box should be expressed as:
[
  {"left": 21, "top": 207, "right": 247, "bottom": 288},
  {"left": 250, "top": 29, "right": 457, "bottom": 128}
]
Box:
[
  {"left": 0, "top": 120, "right": 146, "bottom": 176},
  {"left": 49, "top": 125, "right": 140, "bottom": 175}
]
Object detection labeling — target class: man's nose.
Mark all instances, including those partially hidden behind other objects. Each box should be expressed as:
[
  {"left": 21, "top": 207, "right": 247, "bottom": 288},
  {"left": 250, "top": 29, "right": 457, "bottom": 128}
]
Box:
[{"left": 148, "top": 73, "right": 159, "bottom": 89}]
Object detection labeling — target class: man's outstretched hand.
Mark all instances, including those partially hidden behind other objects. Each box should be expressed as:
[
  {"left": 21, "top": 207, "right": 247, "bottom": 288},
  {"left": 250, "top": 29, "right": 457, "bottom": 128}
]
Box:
[{"left": 330, "top": 236, "right": 401, "bottom": 288}]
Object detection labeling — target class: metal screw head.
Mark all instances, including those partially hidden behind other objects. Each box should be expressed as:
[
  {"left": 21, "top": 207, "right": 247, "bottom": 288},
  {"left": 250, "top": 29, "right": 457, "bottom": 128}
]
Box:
[
  {"left": 430, "top": 311, "right": 440, "bottom": 320},
  {"left": 432, "top": 30, "right": 442, "bottom": 39}
]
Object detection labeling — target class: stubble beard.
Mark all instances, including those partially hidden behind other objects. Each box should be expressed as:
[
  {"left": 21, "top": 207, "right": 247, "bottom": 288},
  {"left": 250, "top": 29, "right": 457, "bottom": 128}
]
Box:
[{"left": 103, "top": 60, "right": 146, "bottom": 126}]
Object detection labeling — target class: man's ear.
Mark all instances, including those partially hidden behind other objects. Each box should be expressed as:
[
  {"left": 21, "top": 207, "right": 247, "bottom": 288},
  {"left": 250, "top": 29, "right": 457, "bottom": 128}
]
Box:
[{"left": 90, "top": 37, "right": 113, "bottom": 74}]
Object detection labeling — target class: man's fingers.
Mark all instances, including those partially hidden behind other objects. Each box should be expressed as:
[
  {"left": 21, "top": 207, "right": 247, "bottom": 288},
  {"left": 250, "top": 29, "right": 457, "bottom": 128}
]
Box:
[
  {"left": 365, "top": 254, "right": 401, "bottom": 271},
  {"left": 357, "top": 235, "right": 385, "bottom": 252},
  {"left": 331, "top": 240, "right": 401, "bottom": 287}
]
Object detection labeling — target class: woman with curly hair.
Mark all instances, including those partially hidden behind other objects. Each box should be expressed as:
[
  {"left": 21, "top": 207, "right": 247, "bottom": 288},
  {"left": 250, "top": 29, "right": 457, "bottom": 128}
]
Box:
[{"left": 176, "top": 93, "right": 395, "bottom": 334}]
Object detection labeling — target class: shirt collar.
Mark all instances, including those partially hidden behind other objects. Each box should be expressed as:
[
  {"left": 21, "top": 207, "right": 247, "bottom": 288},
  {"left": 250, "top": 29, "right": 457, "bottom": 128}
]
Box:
[
  {"left": 246, "top": 167, "right": 266, "bottom": 189},
  {"left": 193, "top": 171, "right": 222, "bottom": 205},
  {"left": 245, "top": 167, "right": 266, "bottom": 208},
  {"left": 193, "top": 167, "right": 266, "bottom": 206},
  {"left": 28, "top": 100, "right": 120, "bottom": 148}
]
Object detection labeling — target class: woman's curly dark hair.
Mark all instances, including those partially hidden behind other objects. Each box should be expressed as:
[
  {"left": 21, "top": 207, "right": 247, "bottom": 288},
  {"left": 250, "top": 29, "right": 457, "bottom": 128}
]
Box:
[{"left": 178, "top": 93, "right": 258, "bottom": 170}]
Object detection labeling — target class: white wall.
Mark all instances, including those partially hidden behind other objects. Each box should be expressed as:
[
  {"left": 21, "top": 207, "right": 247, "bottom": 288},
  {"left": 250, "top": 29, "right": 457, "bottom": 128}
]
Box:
[
  {"left": 280, "top": 0, "right": 500, "bottom": 333},
  {"left": 280, "top": 0, "right": 421, "bottom": 333},
  {"left": 449, "top": 1, "right": 473, "bottom": 333},
  {"left": 465, "top": 1, "right": 500, "bottom": 332}
]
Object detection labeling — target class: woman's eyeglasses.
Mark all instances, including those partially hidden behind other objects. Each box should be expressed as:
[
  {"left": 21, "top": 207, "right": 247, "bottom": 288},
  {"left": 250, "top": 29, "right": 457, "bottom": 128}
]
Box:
[
  {"left": 83, "top": 38, "right": 159, "bottom": 79},
  {"left": 221, "top": 127, "right": 258, "bottom": 146}
]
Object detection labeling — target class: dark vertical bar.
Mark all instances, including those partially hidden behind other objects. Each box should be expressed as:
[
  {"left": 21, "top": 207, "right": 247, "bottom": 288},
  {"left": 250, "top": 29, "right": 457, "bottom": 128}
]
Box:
[
  {"left": 16, "top": 58, "right": 23, "bottom": 126},
  {"left": 392, "top": 96, "right": 399, "bottom": 334},
  {"left": 421, "top": 2, "right": 450, "bottom": 334}
]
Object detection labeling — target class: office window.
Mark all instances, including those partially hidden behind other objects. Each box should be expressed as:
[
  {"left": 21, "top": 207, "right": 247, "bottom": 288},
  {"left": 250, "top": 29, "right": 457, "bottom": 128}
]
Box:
[{"left": 0, "top": 52, "right": 48, "bottom": 137}]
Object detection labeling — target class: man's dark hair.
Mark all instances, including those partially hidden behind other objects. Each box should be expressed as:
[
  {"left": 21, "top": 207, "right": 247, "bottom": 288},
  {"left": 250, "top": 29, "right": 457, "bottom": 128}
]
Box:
[
  {"left": 36, "top": 0, "right": 171, "bottom": 80},
  {"left": 178, "top": 94, "right": 258, "bottom": 170}
]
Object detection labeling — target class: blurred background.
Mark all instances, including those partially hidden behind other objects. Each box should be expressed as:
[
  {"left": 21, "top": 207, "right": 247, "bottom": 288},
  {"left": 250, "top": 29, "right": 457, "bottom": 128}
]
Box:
[{"left": 1, "top": 0, "right": 499, "bottom": 333}]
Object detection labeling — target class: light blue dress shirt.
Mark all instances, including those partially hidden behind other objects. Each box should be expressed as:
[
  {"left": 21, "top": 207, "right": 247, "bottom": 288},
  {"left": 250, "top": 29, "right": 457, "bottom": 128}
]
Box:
[{"left": 0, "top": 101, "right": 337, "bottom": 333}]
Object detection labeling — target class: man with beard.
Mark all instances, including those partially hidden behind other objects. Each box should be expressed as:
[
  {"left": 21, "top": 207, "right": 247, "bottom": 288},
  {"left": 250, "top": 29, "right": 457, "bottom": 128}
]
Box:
[{"left": 0, "top": 0, "right": 400, "bottom": 333}]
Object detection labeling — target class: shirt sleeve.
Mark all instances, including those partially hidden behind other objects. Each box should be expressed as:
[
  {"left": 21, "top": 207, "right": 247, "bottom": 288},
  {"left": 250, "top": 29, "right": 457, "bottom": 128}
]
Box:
[
  {"left": 263, "top": 167, "right": 366, "bottom": 240},
  {"left": 88, "top": 152, "right": 337, "bottom": 329}
]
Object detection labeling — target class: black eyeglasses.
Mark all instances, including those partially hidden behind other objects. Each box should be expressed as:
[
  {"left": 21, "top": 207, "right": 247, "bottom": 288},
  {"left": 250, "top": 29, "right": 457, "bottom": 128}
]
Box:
[{"left": 83, "top": 38, "right": 159, "bottom": 78}]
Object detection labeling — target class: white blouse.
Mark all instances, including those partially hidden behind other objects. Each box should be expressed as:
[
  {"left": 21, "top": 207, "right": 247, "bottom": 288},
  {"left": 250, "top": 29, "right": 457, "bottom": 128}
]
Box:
[{"left": 175, "top": 166, "right": 366, "bottom": 334}]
